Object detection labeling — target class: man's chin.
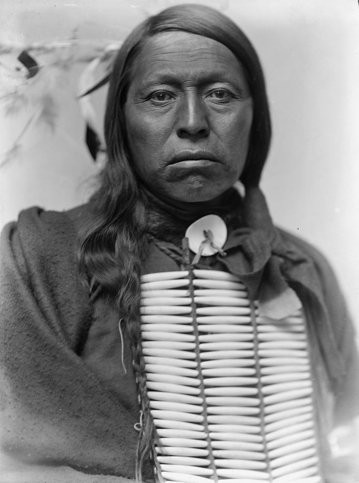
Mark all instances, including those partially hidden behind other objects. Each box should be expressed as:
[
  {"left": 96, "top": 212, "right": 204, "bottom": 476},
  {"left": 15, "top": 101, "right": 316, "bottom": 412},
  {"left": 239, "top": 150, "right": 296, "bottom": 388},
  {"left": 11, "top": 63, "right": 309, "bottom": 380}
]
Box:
[
  {"left": 162, "top": 181, "right": 229, "bottom": 206},
  {"left": 143, "top": 168, "right": 232, "bottom": 205}
]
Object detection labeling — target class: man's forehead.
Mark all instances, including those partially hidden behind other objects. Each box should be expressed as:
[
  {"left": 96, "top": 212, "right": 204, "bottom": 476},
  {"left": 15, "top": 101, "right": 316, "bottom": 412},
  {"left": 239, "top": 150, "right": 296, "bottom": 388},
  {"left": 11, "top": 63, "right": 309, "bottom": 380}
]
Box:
[
  {"left": 141, "top": 31, "right": 236, "bottom": 63},
  {"left": 130, "top": 32, "right": 246, "bottom": 88}
]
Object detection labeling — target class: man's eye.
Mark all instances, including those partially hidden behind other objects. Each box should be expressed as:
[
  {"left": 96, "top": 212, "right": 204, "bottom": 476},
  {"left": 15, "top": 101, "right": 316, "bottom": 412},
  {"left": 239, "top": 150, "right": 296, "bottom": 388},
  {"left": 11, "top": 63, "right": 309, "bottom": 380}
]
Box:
[
  {"left": 150, "top": 91, "right": 173, "bottom": 103},
  {"left": 208, "top": 89, "right": 232, "bottom": 101}
]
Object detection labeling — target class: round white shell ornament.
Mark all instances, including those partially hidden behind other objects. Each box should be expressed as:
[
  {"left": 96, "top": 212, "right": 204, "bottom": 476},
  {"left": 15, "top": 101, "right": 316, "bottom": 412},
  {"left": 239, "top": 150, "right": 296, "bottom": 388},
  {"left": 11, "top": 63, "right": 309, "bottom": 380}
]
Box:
[{"left": 185, "top": 215, "right": 227, "bottom": 257}]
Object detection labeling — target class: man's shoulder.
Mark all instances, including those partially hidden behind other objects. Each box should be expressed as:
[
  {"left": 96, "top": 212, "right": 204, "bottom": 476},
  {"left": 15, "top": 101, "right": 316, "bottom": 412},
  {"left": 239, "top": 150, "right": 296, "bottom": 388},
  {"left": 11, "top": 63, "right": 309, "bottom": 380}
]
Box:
[
  {"left": 277, "top": 226, "right": 347, "bottom": 325},
  {"left": 19, "top": 203, "right": 90, "bottom": 231},
  {"left": 1, "top": 204, "right": 91, "bottom": 276},
  {"left": 4, "top": 203, "right": 90, "bottom": 240},
  {"left": 277, "top": 226, "right": 332, "bottom": 273}
]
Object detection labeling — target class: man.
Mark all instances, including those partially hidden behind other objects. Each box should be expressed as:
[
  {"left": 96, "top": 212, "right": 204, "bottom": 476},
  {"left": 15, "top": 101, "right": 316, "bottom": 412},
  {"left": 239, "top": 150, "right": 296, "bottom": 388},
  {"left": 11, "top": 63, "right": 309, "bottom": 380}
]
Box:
[{"left": 1, "top": 4, "right": 358, "bottom": 482}]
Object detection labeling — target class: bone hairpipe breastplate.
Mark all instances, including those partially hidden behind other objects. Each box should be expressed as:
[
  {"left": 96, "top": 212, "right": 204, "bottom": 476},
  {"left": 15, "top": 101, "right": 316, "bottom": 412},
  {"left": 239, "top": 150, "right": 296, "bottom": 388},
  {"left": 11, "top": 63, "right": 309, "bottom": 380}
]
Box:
[{"left": 140, "top": 269, "right": 323, "bottom": 483}]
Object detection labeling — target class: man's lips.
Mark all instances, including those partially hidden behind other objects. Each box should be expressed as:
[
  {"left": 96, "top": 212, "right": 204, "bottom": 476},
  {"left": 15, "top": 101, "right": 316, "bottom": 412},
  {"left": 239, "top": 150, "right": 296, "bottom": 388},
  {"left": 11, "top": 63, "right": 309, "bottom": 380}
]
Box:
[{"left": 168, "top": 151, "right": 221, "bottom": 166}]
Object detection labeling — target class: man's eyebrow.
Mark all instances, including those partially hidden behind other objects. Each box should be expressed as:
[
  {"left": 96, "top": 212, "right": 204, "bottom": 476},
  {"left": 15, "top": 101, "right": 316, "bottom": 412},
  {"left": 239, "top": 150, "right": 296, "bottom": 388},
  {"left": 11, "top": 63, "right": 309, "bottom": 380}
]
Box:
[{"left": 139, "top": 70, "right": 244, "bottom": 88}]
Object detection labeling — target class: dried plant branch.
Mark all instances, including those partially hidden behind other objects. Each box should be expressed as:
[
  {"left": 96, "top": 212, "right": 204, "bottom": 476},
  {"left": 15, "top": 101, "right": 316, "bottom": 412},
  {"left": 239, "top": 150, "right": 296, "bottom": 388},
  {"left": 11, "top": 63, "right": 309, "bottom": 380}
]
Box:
[
  {"left": 0, "top": 39, "right": 120, "bottom": 167},
  {"left": 0, "top": 39, "right": 121, "bottom": 63}
]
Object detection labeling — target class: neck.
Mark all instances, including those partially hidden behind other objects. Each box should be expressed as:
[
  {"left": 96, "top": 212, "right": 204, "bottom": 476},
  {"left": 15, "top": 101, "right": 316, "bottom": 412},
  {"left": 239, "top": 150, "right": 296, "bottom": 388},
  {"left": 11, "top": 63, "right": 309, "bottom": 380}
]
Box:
[
  {"left": 139, "top": 183, "right": 235, "bottom": 221},
  {"left": 140, "top": 183, "right": 244, "bottom": 246},
  {"left": 159, "top": 191, "right": 233, "bottom": 213}
]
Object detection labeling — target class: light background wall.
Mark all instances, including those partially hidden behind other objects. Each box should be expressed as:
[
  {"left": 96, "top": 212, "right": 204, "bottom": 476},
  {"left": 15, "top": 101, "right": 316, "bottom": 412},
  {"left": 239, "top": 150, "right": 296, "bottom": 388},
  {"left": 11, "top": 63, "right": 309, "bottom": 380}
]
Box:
[{"left": 1, "top": 0, "right": 359, "bottom": 330}]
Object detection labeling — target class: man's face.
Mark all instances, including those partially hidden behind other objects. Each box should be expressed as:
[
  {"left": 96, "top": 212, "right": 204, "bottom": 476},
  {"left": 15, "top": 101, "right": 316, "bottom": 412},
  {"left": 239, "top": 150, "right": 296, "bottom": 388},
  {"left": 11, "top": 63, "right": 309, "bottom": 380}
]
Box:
[{"left": 124, "top": 31, "right": 253, "bottom": 204}]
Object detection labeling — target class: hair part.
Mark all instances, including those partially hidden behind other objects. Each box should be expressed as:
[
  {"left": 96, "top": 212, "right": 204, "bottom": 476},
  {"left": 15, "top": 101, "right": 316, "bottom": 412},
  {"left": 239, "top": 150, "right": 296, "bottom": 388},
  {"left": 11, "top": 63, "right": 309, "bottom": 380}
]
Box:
[{"left": 78, "top": 5, "right": 271, "bottom": 481}]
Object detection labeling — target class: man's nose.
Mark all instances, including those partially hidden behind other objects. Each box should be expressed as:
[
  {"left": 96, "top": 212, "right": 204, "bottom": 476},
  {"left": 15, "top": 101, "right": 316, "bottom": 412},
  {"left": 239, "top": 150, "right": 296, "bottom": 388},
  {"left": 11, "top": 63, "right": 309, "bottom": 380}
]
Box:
[{"left": 176, "top": 93, "right": 210, "bottom": 139}]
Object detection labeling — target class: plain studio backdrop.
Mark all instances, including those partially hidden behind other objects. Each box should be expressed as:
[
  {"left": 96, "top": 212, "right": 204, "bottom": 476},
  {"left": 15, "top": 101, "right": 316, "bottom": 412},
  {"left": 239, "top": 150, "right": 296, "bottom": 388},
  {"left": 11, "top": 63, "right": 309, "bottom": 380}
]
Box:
[{"left": 0, "top": 0, "right": 359, "bottom": 338}]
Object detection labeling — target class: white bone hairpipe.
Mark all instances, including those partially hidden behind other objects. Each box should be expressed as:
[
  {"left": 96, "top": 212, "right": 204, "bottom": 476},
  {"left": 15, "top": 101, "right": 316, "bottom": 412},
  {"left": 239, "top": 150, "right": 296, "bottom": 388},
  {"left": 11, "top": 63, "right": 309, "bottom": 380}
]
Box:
[{"left": 140, "top": 269, "right": 322, "bottom": 483}]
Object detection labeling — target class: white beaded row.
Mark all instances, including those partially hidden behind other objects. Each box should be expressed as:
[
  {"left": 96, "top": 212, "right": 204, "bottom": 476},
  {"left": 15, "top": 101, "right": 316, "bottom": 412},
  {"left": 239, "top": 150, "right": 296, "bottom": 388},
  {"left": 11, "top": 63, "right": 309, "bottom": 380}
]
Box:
[{"left": 140, "top": 270, "right": 321, "bottom": 483}]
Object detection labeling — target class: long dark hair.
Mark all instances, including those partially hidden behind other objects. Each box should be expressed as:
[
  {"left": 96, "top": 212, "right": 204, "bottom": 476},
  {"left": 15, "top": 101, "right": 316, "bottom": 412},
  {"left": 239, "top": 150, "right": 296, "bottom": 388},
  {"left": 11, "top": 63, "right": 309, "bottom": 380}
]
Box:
[{"left": 78, "top": 4, "right": 271, "bottom": 480}]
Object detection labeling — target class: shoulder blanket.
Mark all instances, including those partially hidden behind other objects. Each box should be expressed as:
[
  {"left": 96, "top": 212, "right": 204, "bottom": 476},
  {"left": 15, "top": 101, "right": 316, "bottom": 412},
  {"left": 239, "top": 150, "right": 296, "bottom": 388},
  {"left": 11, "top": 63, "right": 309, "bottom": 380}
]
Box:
[{"left": 0, "top": 205, "right": 358, "bottom": 480}]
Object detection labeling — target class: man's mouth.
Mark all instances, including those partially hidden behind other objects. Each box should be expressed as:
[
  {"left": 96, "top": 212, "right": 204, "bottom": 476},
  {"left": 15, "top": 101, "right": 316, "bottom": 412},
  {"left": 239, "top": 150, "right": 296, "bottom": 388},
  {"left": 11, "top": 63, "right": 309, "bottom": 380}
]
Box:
[{"left": 168, "top": 151, "right": 221, "bottom": 166}]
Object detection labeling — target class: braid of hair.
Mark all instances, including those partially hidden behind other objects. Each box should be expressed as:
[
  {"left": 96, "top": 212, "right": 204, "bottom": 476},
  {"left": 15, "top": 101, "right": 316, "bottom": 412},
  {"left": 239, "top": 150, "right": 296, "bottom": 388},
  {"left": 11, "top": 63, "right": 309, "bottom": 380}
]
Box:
[
  {"left": 148, "top": 236, "right": 184, "bottom": 265},
  {"left": 111, "top": 208, "right": 158, "bottom": 482},
  {"left": 79, "top": 171, "right": 158, "bottom": 481},
  {"left": 132, "top": 335, "right": 157, "bottom": 482},
  {"left": 118, "top": 234, "right": 157, "bottom": 482}
]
